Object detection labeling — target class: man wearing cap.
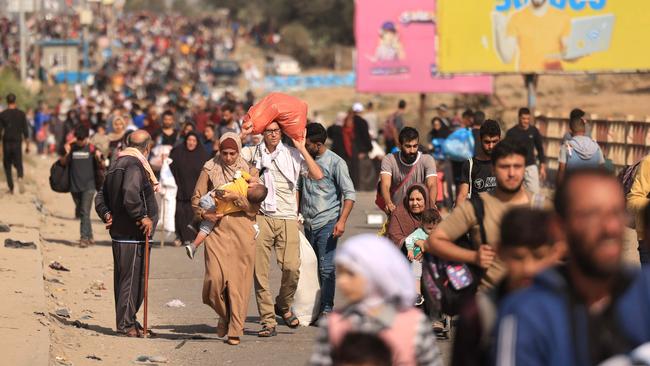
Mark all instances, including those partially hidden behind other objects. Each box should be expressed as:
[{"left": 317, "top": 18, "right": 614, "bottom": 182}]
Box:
[{"left": 436, "top": 104, "right": 451, "bottom": 128}]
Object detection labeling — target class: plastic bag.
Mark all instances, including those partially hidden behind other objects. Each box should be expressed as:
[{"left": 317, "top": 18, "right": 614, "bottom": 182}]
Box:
[
  {"left": 157, "top": 157, "right": 177, "bottom": 233},
  {"left": 244, "top": 92, "right": 308, "bottom": 141},
  {"left": 293, "top": 231, "right": 321, "bottom": 326},
  {"left": 442, "top": 128, "right": 475, "bottom": 162},
  {"left": 431, "top": 138, "right": 446, "bottom": 161}
]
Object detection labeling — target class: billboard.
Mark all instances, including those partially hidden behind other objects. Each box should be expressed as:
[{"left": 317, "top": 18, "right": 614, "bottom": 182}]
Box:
[
  {"left": 355, "top": 0, "right": 493, "bottom": 93},
  {"left": 438, "top": 0, "right": 650, "bottom": 73}
]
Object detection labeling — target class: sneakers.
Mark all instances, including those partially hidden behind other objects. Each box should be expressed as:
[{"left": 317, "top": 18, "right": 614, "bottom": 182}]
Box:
[
  {"left": 415, "top": 294, "right": 425, "bottom": 307},
  {"left": 185, "top": 244, "right": 197, "bottom": 259},
  {"left": 433, "top": 315, "right": 451, "bottom": 339}
]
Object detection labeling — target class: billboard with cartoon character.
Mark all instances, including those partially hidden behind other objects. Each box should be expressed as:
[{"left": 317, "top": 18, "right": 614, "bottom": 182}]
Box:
[
  {"left": 355, "top": 0, "right": 493, "bottom": 93},
  {"left": 437, "top": 0, "right": 650, "bottom": 73}
]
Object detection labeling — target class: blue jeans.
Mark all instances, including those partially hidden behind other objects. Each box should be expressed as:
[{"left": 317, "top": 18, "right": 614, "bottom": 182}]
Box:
[
  {"left": 304, "top": 219, "right": 338, "bottom": 314},
  {"left": 639, "top": 240, "right": 650, "bottom": 266}
]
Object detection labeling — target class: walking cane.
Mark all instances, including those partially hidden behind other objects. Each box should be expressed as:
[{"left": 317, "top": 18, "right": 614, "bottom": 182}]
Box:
[{"left": 143, "top": 233, "right": 150, "bottom": 338}]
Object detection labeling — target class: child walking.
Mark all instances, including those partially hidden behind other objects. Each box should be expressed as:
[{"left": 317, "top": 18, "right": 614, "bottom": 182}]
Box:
[
  {"left": 309, "top": 234, "right": 443, "bottom": 366},
  {"left": 404, "top": 209, "right": 443, "bottom": 307}
]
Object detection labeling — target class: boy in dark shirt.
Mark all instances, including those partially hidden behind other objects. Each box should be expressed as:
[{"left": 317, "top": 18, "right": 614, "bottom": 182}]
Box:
[{"left": 456, "top": 120, "right": 501, "bottom": 206}]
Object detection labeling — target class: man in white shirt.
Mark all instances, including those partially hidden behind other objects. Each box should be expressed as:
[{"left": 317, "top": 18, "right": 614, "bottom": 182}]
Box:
[{"left": 241, "top": 121, "right": 323, "bottom": 337}]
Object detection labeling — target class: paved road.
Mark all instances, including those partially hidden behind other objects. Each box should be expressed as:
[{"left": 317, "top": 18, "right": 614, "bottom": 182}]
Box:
[{"left": 144, "top": 192, "right": 454, "bottom": 365}]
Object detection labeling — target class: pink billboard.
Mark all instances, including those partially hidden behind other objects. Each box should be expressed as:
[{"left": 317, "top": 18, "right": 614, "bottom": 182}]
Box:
[{"left": 355, "top": 0, "right": 493, "bottom": 93}]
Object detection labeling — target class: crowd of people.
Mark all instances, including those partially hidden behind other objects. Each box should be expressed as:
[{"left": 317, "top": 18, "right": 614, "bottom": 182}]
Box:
[{"left": 2, "top": 81, "right": 650, "bottom": 365}]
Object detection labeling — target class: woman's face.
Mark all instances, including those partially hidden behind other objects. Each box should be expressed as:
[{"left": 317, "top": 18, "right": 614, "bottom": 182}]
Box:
[
  {"left": 183, "top": 124, "right": 194, "bottom": 135},
  {"left": 186, "top": 135, "right": 198, "bottom": 151},
  {"left": 204, "top": 126, "right": 214, "bottom": 141},
  {"left": 220, "top": 148, "right": 238, "bottom": 166},
  {"left": 433, "top": 119, "right": 442, "bottom": 130},
  {"left": 408, "top": 189, "right": 425, "bottom": 214},
  {"left": 336, "top": 264, "right": 366, "bottom": 304}
]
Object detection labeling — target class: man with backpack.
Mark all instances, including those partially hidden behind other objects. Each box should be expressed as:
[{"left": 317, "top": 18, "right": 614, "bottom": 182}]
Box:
[
  {"left": 456, "top": 120, "right": 501, "bottom": 206},
  {"left": 61, "top": 125, "right": 104, "bottom": 247},
  {"left": 378, "top": 127, "right": 437, "bottom": 214},
  {"left": 495, "top": 168, "right": 650, "bottom": 365},
  {"left": 383, "top": 100, "right": 407, "bottom": 154},
  {"left": 556, "top": 108, "right": 605, "bottom": 186},
  {"left": 419, "top": 140, "right": 548, "bottom": 290}
]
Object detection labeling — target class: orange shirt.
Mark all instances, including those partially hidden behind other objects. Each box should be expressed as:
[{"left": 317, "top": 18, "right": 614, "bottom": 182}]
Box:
[{"left": 507, "top": 6, "right": 571, "bottom": 71}]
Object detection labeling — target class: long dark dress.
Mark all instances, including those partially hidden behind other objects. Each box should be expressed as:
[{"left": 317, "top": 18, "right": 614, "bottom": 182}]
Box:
[{"left": 169, "top": 132, "right": 209, "bottom": 242}]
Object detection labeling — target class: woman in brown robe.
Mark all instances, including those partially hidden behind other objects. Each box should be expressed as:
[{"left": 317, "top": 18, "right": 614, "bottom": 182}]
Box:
[{"left": 191, "top": 132, "right": 259, "bottom": 346}]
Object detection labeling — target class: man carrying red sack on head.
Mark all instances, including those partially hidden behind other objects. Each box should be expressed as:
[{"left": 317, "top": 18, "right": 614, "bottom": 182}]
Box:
[{"left": 240, "top": 118, "right": 324, "bottom": 337}]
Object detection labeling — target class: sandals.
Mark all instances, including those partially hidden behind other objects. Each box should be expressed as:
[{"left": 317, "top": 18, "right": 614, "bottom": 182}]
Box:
[
  {"left": 274, "top": 304, "right": 300, "bottom": 328},
  {"left": 118, "top": 328, "right": 139, "bottom": 337},
  {"left": 258, "top": 325, "right": 277, "bottom": 337},
  {"left": 226, "top": 337, "right": 240, "bottom": 346}
]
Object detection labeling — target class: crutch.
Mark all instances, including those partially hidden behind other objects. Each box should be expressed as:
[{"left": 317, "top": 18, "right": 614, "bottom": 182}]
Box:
[{"left": 143, "top": 234, "right": 150, "bottom": 338}]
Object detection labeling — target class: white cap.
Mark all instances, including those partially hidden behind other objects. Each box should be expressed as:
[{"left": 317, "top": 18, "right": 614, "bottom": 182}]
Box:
[{"left": 352, "top": 102, "right": 364, "bottom": 113}]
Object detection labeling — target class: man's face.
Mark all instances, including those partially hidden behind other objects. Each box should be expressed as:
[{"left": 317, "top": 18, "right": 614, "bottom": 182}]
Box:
[
  {"left": 519, "top": 114, "right": 531, "bottom": 129},
  {"left": 481, "top": 135, "right": 500, "bottom": 156},
  {"left": 222, "top": 110, "right": 232, "bottom": 123},
  {"left": 401, "top": 139, "right": 419, "bottom": 164},
  {"left": 500, "top": 245, "right": 556, "bottom": 290},
  {"left": 563, "top": 177, "right": 625, "bottom": 278},
  {"left": 531, "top": 0, "right": 546, "bottom": 8},
  {"left": 494, "top": 154, "right": 525, "bottom": 194},
  {"left": 263, "top": 122, "right": 282, "bottom": 149},
  {"left": 305, "top": 139, "right": 321, "bottom": 158},
  {"left": 163, "top": 115, "right": 174, "bottom": 128}
]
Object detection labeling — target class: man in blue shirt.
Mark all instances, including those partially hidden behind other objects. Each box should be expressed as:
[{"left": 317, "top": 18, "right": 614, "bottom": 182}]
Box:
[
  {"left": 494, "top": 168, "right": 650, "bottom": 365},
  {"left": 300, "top": 123, "right": 356, "bottom": 319}
]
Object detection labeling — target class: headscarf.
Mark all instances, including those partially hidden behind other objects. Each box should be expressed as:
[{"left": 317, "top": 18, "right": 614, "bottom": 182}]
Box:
[
  {"left": 205, "top": 132, "right": 250, "bottom": 187},
  {"left": 336, "top": 234, "right": 416, "bottom": 311},
  {"left": 108, "top": 116, "right": 126, "bottom": 142},
  {"left": 169, "top": 131, "right": 209, "bottom": 200},
  {"left": 387, "top": 184, "right": 431, "bottom": 248}
]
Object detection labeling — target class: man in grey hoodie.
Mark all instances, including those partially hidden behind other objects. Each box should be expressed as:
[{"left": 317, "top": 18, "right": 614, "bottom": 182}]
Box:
[{"left": 556, "top": 110, "right": 604, "bottom": 185}]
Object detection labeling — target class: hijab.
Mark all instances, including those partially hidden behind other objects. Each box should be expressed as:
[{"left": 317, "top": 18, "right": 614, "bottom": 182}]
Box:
[
  {"left": 169, "top": 131, "right": 209, "bottom": 200},
  {"left": 336, "top": 234, "right": 416, "bottom": 311},
  {"left": 387, "top": 184, "right": 431, "bottom": 247},
  {"left": 108, "top": 116, "right": 126, "bottom": 142},
  {"left": 205, "top": 132, "right": 251, "bottom": 187}
]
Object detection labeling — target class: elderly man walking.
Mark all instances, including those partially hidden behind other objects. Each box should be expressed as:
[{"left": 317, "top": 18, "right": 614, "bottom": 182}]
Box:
[{"left": 95, "top": 130, "right": 159, "bottom": 337}]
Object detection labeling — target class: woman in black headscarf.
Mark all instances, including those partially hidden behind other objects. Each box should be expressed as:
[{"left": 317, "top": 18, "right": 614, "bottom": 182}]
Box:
[{"left": 170, "top": 131, "right": 209, "bottom": 245}]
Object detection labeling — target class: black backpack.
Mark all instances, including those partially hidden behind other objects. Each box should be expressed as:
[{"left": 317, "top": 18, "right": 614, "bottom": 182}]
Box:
[
  {"left": 422, "top": 196, "right": 486, "bottom": 316},
  {"left": 49, "top": 158, "right": 70, "bottom": 193}
]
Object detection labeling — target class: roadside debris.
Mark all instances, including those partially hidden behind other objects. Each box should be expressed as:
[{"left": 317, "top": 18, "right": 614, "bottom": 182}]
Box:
[
  {"left": 49, "top": 261, "right": 70, "bottom": 272},
  {"left": 55, "top": 308, "right": 71, "bottom": 318},
  {"left": 4, "top": 238, "right": 36, "bottom": 249},
  {"left": 164, "top": 299, "right": 186, "bottom": 308}
]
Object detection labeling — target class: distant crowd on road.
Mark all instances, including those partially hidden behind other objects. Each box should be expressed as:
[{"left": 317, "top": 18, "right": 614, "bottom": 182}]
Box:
[{"left": 2, "top": 85, "right": 650, "bottom": 365}]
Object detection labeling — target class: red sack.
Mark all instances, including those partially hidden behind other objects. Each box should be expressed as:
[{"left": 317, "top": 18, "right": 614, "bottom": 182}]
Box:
[{"left": 244, "top": 93, "right": 308, "bottom": 141}]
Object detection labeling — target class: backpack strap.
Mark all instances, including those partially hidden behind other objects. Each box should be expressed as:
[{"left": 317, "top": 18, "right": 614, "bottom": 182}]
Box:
[
  {"left": 467, "top": 158, "right": 474, "bottom": 199},
  {"left": 470, "top": 194, "right": 487, "bottom": 244}
]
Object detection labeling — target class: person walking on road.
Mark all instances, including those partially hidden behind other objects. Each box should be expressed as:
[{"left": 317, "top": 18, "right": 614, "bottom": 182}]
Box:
[
  {"left": 556, "top": 109, "right": 604, "bottom": 186},
  {"left": 456, "top": 120, "right": 501, "bottom": 206},
  {"left": 379, "top": 127, "right": 438, "bottom": 214},
  {"left": 505, "top": 108, "right": 547, "bottom": 194},
  {"left": 301, "top": 123, "right": 356, "bottom": 320},
  {"left": 241, "top": 121, "right": 324, "bottom": 337},
  {"left": 383, "top": 100, "right": 407, "bottom": 154},
  {"left": 61, "top": 125, "right": 104, "bottom": 247},
  {"left": 0, "top": 93, "right": 30, "bottom": 194},
  {"left": 192, "top": 132, "right": 262, "bottom": 346},
  {"left": 95, "top": 130, "right": 159, "bottom": 337},
  {"left": 494, "top": 168, "right": 650, "bottom": 365}
]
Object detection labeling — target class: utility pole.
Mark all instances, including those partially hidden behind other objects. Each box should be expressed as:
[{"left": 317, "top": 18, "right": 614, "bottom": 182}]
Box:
[{"left": 19, "top": 5, "right": 27, "bottom": 81}]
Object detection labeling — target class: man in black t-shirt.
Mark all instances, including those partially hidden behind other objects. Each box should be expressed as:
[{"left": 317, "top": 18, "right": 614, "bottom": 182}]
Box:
[
  {"left": 62, "top": 125, "right": 102, "bottom": 247},
  {"left": 505, "top": 107, "right": 546, "bottom": 194},
  {"left": 456, "top": 120, "right": 501, "bottom": 206},
  {"left": 0, "top": 93, "right": 30, "bottom": 194}
]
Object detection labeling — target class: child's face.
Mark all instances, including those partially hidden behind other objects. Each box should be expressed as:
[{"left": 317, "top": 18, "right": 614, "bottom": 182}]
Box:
[
  {"left": 500, "top": 245, "right": 557, "bottom": 291},
  {"left": 336, "top": 264, "right": 366, "bottom": 305},
  {"left": 422, "top": 222, "right": 437, "bottom": 235}
]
